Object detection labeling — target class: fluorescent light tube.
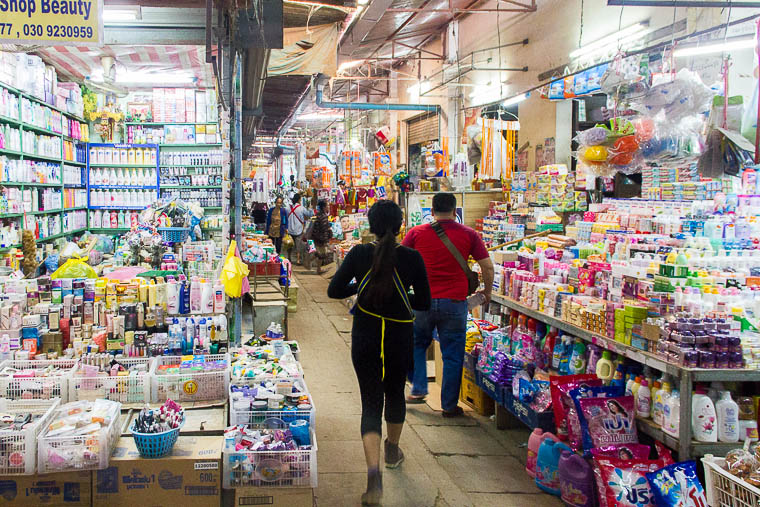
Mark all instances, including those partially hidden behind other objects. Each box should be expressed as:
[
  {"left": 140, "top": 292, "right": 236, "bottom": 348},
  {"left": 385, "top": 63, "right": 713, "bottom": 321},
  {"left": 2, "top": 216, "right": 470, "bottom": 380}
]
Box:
[
  {"left": 503, "top": 93, "right": 528, "bottom": 107},
  {"left": 103, "top": 6, "right": 141, "bottom": 22},
  {"left": 570, "top": 22, "right": 649, "bottom": 59},
  {"left": 674, "top": 37, "right": 755, "bottom": 57}
]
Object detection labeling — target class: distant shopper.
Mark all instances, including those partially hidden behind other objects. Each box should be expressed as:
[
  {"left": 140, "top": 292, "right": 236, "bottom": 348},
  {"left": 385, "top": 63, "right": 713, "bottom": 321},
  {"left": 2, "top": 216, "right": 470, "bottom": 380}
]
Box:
[
  {"left": 266, "top": 197, "right": 288, "bottom": 254},
  {"left": 327, "top": 200, "right": 431, "bottom": 506},
  {"left": 402, "top": 192, "right": 494, "bottom": 417},
  {"left": 286, "top": 193, "right": 312, "bottom": 264},
  {"left": 310, "top": 199, "right": 332, "bottom": 274}
]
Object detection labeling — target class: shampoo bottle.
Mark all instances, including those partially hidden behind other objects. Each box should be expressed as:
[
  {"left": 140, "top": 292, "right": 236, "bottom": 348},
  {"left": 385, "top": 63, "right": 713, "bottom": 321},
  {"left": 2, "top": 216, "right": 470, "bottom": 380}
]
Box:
[
  {"left": 716, "top": 391, "right": 740, "bottom": 443},
  {"left": 692, "top": 388, "right": 718, "bottom": 443}
]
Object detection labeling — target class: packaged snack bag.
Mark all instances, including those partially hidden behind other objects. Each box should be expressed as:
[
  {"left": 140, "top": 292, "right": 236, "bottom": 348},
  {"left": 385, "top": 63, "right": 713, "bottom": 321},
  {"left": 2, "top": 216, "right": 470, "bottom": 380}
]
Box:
[
  {"left": 646, "top": 461, "right": 708, "bottom": 507},
  {"left": 578, "top": 395, "right": 638, "bottom": 454},
  {"left": 550, "top": 374, "right": 600, "bottom": 441},
  {"left": 569, "top": 385, "right": 625, "bottom": 451}
]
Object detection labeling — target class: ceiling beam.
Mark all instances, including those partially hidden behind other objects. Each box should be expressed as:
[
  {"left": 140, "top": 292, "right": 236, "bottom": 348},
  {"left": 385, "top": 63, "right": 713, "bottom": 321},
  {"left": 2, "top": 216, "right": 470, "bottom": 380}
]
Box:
[
  {"left": 386, "top": 7, "right": 537, "bottom": 13},
  {"left": 104, "top": 26, "right": 206, "bottom": 44}
]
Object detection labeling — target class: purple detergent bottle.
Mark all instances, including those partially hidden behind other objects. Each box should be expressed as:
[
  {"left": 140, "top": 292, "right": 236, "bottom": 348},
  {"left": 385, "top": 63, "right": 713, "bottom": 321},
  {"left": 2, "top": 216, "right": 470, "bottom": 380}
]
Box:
[{"left": 558, "top": 450, "right": 595, "bottom": 507}]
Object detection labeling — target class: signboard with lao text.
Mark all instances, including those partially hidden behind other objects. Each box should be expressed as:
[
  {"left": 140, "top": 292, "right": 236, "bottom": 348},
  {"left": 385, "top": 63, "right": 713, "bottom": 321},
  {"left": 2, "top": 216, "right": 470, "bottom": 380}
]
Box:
[{"left": 0, "top": 0, "right": 103, "bottom": 45}]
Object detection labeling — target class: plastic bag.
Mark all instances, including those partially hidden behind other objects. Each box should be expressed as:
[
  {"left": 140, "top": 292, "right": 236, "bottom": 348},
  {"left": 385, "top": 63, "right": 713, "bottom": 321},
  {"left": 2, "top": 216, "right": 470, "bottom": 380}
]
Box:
[
  {"left": 550, "top": 374, "right": 600, "bottom": 441},
  {"left": 282, "top": 233, "right": 294, "bottom": 251},
  {"left": 219, "top": 240, "right": 250, "bottom": 298},
  {"left": 578, "top": 395, "right": 638, "bottom": 454},
  {"left": 742, "top": 81, "right": 758, "bottom": 144},
  {"left": 44, "top": 254, "right": 59, "bottom": 274},
  {"left": 51, "top": 257, "right": 97, "bottom": 279},
  {"left": 724, "top": 448, "right": 758, "bottom": 479},
  {"left": 646, "top": 460, "right": 708, "bottom": 507},
  {"left": 569, "top": 385, "right": 625, "bottom": 452}
]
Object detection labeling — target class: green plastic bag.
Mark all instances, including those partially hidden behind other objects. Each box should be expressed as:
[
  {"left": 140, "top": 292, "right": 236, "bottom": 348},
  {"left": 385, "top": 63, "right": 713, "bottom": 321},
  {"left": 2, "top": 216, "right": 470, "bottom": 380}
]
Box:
[{"left": 51, "top": 256, "right": 97, "bottom": 279}]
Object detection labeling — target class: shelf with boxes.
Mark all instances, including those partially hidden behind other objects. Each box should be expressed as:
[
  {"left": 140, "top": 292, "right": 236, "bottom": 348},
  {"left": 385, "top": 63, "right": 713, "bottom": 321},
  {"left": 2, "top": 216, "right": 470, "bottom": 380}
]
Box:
[
  {"left": 489, "top": 293, "right": 760, "bottom": 459},
  {"left": 0, "top": 78, "right": 89, "bottom": 244},
  {"left": 86, "top": 143, "right": 160, "bottom": 212}
]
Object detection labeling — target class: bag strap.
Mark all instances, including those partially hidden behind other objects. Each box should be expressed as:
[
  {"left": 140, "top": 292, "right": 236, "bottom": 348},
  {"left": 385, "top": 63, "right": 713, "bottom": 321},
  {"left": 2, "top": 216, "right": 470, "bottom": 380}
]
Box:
[
  {"left": 431, "top": 222, "right": 471, "bottom": 276},
  {"left": 288, "top": 205, "right": 304, "bottom": 225}
]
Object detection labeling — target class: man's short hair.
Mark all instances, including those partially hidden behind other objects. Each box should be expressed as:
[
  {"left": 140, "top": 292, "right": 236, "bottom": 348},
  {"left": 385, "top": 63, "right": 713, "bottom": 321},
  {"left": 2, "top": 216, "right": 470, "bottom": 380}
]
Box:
[
  {"left": 293, "top": 193, "right": 301, "bottom": 204},
  {"left": 432, "top": 192, "right": 456, "bottom": 214}
]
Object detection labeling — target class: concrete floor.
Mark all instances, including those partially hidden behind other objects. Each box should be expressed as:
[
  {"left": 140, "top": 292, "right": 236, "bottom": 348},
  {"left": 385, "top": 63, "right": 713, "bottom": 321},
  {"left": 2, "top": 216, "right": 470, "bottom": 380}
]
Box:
[{"left": 284, "top": 266, "right": 563, "bottom": 507}]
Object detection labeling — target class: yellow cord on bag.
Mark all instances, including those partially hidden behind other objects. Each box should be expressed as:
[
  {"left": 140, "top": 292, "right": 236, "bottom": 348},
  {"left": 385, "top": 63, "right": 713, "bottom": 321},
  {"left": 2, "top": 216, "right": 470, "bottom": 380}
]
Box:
[{"left": 355, "top": 268, "right": 414, "bottom": 380}]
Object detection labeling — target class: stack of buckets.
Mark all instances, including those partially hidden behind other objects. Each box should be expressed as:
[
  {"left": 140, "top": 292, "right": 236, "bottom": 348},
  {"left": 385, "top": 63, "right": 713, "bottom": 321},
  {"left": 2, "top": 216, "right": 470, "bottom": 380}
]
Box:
[{"left": 526, "top": 429, "right": 595, "bottom": 507}]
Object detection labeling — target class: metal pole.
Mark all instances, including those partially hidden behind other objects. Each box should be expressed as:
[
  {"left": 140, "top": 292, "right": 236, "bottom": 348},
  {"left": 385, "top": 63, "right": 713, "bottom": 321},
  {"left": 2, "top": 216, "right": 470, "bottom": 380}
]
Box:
[{"left": 233, "top": 52, "right": 243, "bottom": 345}]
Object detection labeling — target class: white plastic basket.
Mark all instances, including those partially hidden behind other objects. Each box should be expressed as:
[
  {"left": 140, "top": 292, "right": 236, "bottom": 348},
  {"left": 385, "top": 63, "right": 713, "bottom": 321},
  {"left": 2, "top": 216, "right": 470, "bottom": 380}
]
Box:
[
  {"left": 37, "top": 400, "right": 122, "bottom": 473},
  {"left": 229, "top": 378, "right": 314, "bottom": 429},
  {"left": 68, "top": 357, "right": 154, "bottom": 404},
  {"left": 222, "top": 430, "right": 317, "bottom": 488},
  {"left": 0, "top": 398, "right": 61, "bottom": 475},
  {"left": 151, "top": 354, "right": 229, "bottom": 402},
  {"left": 229, "top": 351, "right": 304, "bottom": 385},
  {"left": 0, "top": 359, "right": 78, "bottom": 402},
  {"left": 702, "top": 454, "right": 760, "bottom": 507}
]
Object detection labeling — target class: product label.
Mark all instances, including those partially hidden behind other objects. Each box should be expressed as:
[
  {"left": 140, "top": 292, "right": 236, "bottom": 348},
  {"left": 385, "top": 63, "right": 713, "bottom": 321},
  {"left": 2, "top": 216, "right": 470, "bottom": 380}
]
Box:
[
  {"left": 0, "top": 0, "right": 102, "bottom": 45},
  {"left": 183, "top": 379, "right": 199, "bottom": 395},
  {"left": 194, "top": 462, "right": 219, "bottom": 470}
]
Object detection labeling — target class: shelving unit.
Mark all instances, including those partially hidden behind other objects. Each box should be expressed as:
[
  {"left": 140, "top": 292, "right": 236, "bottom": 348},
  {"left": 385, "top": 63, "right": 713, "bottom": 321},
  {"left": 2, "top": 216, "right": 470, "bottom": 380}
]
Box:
[
  {"left": 159, "top": 143, "right": 224, "bottom": 212},
  {"left": 490, "top": 293, "right": 760, "bottom": 459},
  {"left": 0, "top": 80, "right": 88, "bottom": 243}
]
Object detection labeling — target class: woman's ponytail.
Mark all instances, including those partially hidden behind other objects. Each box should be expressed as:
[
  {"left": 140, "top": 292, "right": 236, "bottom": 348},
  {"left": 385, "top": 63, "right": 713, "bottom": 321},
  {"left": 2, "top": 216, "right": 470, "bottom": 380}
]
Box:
[{"left": 364, "top": 200, "right": 403, "bottom": 309}]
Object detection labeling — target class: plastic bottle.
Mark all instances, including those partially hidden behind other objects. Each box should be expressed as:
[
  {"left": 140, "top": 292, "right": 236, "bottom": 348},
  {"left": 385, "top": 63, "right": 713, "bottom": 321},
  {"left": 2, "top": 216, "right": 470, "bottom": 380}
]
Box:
[
  {"left": 166, "top": 279, "right": 179, "bottom": 315},
  {"left": 568, "top": 340, "right": 587, "bottom": 375},
  {"left": 625, "top": 374, "right": 635, "bottom": 396},
  {"left": 535, "top": 439, "right": 572, "bottom": 496},
  {"left": 663, "top": 389, "right": 680, "bottom": 437},
  {"left": 179, "top": 280, "right": 190, "bottom": 315},
  {"left": 190, "top": 277, "right": 202, "bottom": 313},
  {"left": 585, "top": 344, "right": 601, "bottom": 376},
  {"left": 652, "top": 381, "right": 669, "bottom": 426},
  {"left": 595, "top": 351, "right": 614, "bottom": 381},
  {"left": 526, "top": 429, "right": 557, "bottom": 478},
  {"left": 610, "top": 364, "right": 626, "bottom": 389},
  {"left": 558, "top": 450, "right": 595, "bottom": 507},
  {"left": 636, "top": 379, "right": 651, "bottom": 419},
  {"left": 213, "top": 282, "right": 225, "bottom": 313},
  {"left": 692, "top": 388, "right": 718, "bottom": 443},
  {"left": 512, "top": 314, "right": 527, "bottom": 356},
  {"left": 631, "top": 376, "right": 642, "bottom": 404},
  {"left": 551, "top": 334, "right": 564, "bottom": 370},
  {"left": 716, "top": 391, "right": 740, "bottom": 443},
  {"left": 201, "top": 279, "right": 214, "bottom": 313}
]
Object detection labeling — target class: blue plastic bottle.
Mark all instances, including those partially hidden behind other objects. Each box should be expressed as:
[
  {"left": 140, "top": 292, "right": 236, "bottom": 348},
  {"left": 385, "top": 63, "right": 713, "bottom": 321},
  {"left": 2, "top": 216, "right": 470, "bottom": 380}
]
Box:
[
  {"left": 551, "top": 335, "right": 565, "bottom": 370},
  {"left": 610, "top": 364, "right": 626, "bottom": 389},
  {"left": 536, "top": 439, "right": 572, "bottom": 495},
  {"left": 179, "top": 281, "right": 190, "bottom": 314},
  {"left": 559, "top": 337, "right": 573, "bottom": 375}
]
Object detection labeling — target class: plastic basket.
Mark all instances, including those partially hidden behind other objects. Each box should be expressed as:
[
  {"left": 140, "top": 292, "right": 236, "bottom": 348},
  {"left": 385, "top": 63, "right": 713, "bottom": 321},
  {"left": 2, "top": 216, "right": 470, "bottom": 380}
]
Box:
[
  {"left": 158, "top": 227, "right": 190, "bottom": 243},
  {"left": 223, "top": 430, "right": 317, "bottom": 488},
  {"left": 703, "top": 454, "right": 760, "bottom": 507},
  {"left": 37, "top": 401, "right": 122, "bottom": 473},
  {"left": 130, "top": 419, "right": 185, "bottom": 459},
  {"left": 0, "top": 398, "right": 60, "bottom": 475},
  {"left": 0, "top": 359, "right": 78, "bottom": 402},
  {"left": 69, "top": 357, "right": 154, "bottom": 404},
  {"left": 151, "top": 354, "right": 229, "bottom": 402},
  {"left": 229, "top": 379, "right": 314, "bottom": 429}
]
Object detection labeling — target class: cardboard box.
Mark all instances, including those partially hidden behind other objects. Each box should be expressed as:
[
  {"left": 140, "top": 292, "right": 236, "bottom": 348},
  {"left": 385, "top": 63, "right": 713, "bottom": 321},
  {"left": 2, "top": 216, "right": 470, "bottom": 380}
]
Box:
[
  {"left": 93, "top": 436, "right": 221, "bottom": 507},
  {"left": 0, "top": 471, "right": 91, "bottom": 506},
  {"left": 233, "top": 486, "right": 314, "bottom": 507}
]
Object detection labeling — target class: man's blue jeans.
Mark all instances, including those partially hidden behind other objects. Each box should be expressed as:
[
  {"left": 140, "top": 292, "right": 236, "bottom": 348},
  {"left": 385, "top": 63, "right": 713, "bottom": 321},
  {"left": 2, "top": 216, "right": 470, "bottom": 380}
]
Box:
[{"left": 409, "top": 298, "right": 468, "bottom": 412}]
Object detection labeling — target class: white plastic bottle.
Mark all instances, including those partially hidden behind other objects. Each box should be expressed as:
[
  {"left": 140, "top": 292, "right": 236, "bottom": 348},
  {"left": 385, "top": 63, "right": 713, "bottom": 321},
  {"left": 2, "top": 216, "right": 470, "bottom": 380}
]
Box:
[
  {"left": 636, "top": 379, "right": 651, "bottom": 419},
  {"left": 166, "top": 279, "right": 179, "bottom": 315},
  {"left": 663, "top": 389, "right": 680, "bottom": 437},
  {"left": 653, "top": 381, "right": 671, "bottom": 427},
  {"left": 190, "top": 277, "right": 202, "bottom": 313},
  {"left": 716, "top": 391, "right": 740, "bottom": 443},
  {"left": 201, "top": 279, "right": 214, "bottom": 313},
  {"left": 692, "top": 388, "right": 718, "bottom": 443}
]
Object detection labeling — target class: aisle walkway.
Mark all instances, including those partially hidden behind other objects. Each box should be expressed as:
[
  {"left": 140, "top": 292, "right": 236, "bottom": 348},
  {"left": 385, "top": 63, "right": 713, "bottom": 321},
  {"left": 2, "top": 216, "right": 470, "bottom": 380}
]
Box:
[{"left": 288, "top": 267, "right": 563, "bottom": 507}]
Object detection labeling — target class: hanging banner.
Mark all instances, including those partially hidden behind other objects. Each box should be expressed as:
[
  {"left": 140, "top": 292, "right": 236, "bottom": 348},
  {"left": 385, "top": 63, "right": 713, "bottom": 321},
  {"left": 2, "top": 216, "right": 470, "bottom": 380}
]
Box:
[
  {"left": 0, "top": 0, "right": 103, "bottom": 45},
  {"left": 268, "top": 23, "right": 339, "bottom": 77}
]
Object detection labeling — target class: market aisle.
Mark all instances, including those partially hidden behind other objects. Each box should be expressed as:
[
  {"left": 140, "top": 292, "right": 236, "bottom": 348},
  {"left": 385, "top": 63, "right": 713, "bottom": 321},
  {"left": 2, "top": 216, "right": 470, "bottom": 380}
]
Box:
[{"left": 287, "top": 266, "right": 563, "bottom": 507}]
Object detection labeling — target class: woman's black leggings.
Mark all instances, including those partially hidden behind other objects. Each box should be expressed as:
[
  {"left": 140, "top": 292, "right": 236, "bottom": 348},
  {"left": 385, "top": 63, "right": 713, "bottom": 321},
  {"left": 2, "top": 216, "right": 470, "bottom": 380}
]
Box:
[{"left": 351, "top": 319, "right": 412, "bottom": 436}]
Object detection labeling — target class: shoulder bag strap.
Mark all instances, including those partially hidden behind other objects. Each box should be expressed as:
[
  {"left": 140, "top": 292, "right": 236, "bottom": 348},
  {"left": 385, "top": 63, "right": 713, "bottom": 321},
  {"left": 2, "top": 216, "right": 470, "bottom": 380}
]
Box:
[{"left": 431, "top": 221, "right": 471, "bottom": 276}]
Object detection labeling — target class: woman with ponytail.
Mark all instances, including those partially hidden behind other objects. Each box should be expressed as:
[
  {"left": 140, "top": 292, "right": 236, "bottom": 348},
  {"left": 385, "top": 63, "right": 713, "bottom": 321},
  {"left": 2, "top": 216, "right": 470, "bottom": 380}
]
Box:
[{"left": 328, "top": 200, "right": 431, "bottom": 506}]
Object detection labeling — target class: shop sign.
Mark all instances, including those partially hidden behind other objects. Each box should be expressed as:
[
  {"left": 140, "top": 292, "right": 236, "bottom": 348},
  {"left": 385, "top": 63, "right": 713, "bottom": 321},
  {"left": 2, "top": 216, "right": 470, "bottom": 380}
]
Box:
[{"left": 0, "top": 0, "right": 103, "bottom": 45}]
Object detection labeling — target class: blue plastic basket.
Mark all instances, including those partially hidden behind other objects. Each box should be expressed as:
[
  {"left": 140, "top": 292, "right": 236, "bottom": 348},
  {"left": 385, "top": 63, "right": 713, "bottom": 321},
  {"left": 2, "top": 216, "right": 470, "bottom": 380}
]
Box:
[
  {"left": 157, "top": 227, "right": 190, "bottom": 243},
  {"left": 130, "top": 419, "right": 185, "bottom": 458}
]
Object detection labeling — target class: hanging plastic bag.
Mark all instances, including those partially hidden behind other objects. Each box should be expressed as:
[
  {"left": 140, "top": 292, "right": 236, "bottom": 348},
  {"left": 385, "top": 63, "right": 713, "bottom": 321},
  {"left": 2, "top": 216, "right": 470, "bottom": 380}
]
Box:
[
  {"left": 51, "top": 256, "right": 97, "bottom": 279},
  {"left": 219, "top": 240, "right": 250, "bottom": 298},
  {"left": 282, "top": 233, "right": 294, "bottom": 251},
  {"left": 742, "top": 81, "right": 758, "bottom": 144}
]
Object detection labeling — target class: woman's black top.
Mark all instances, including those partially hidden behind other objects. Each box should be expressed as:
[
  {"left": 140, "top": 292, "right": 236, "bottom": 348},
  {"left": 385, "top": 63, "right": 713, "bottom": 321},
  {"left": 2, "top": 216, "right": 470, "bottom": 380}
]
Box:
[{"left": 327, "top": 243, "right": 431, "bottom": 321}]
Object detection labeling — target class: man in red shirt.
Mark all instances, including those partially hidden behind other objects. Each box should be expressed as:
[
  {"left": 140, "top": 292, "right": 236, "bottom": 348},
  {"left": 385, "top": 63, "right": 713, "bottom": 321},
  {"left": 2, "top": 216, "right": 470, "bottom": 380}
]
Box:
[{"left": 402, "top": 193, "right": 494, "bottom": 417}]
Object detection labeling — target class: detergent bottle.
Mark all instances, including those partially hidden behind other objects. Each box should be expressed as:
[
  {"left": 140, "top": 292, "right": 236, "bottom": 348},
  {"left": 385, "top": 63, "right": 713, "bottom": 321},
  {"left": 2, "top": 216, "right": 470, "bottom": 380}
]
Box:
[
  {"left": 526, "top": 429, "right": 558, "bottom": 478},
  {"left": 585, "top": 344, "right": 601, "bottom": 376},
  {"left": 559, "top": 450, "right": 595, "bottom": 507},
  {"left": 595, "top": 351, "right": 615, "bottom": 381},
  {"left": 568, "top": 340, "right": 587, "bottom": 375},
  {"left": 692, "top": 387, "right": 718, "bottom": 443},
  {"left": 536, "top": 439, "right": 572, "bottom": 495}
]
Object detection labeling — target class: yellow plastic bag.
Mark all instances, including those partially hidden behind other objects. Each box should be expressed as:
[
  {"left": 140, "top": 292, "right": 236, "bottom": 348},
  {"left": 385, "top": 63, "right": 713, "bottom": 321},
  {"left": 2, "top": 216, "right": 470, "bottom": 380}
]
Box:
[
  {"left": 282, "top": 233, "right": 294, "bottom": 251},
  {"left": 219, "top": 240, "right": 249, "bottom": 298},
  {"left": 51, "top": 256, "right": 97, "bottom": 279}
]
